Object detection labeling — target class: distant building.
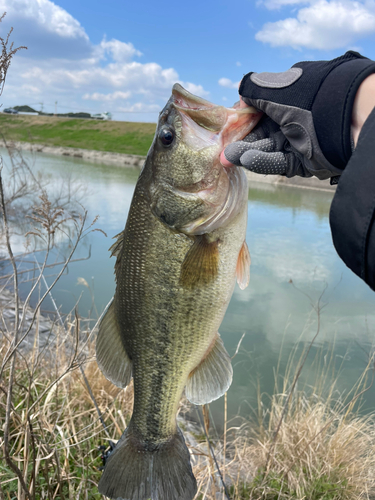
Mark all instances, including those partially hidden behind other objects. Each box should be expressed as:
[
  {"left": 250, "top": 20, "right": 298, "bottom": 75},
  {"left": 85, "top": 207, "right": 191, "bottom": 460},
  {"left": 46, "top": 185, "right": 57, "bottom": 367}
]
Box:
[
  {"left": 91, "top": 111, "right": 112, "bottom": 121},
  {"left": 6, "top": 105, "right": 113, "bottom": 120}
]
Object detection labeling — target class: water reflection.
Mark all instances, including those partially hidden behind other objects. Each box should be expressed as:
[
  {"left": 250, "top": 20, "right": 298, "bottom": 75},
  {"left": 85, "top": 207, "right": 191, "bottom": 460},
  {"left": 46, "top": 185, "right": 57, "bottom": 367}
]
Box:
[{"left": 1, "top": 148, "right": 374, "bottom": 426}]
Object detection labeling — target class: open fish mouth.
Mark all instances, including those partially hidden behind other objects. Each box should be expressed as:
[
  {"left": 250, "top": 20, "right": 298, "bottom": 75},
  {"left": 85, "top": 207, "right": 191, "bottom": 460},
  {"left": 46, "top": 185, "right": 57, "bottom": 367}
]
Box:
[
  {"left": 171, "top": 83, "right": 262, "bottom": 150},
  {"left": 172, "top": 83, "right": 230, "bottom": 134},
  {"left": 172, "top": 83, "right": 217, "bottom": 111}
]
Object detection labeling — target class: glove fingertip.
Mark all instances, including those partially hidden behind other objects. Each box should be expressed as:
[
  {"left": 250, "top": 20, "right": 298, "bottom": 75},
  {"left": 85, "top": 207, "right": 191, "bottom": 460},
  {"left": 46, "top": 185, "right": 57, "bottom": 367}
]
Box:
[
  {"left": 219, "top": 150, "right": 235, "bottom": 167},
  {"left": 240, "top": 149, "right": 288, "bottom": 176},
  {"left": 222, "top": 143, "right": 243, "bottom": 166}
]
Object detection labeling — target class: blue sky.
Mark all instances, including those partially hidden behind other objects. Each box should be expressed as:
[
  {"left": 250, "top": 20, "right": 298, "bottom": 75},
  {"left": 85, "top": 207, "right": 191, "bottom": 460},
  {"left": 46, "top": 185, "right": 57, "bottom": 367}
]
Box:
[{"left": 2, "top": 0, "right": 375, "bottom": 122}]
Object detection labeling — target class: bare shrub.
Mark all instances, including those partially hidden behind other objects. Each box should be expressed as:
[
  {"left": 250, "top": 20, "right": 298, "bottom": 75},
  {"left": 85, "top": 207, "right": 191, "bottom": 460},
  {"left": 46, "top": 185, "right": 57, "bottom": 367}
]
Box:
[{"left": 0, "top": 12, "right": 26, "bottom": 98}]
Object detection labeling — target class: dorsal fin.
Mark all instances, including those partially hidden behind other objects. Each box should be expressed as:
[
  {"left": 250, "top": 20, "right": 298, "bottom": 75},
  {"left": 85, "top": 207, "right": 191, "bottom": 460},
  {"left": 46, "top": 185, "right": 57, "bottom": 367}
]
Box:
[{"left": 109, "top": 231, "right": 124, "bottom": 282}]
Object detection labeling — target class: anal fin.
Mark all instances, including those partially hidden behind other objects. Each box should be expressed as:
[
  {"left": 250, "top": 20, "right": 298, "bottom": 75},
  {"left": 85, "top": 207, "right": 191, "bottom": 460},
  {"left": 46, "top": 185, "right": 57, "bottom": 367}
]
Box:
[
  {"left": 185, "top": 333, "right": 232, "bottom": 405},
  {"left": 236, "top": 241, "right": 251, "bottom": 290},
  {"left": 96, "top": 300, "right": 132, "bottom": 388}
]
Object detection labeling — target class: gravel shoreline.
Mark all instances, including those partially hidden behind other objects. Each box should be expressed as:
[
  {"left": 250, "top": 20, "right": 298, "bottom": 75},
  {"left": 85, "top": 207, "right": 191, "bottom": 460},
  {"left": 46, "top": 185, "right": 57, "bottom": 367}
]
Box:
[{"left": 2, "top": 140, "right": 336, "bottom": 192}]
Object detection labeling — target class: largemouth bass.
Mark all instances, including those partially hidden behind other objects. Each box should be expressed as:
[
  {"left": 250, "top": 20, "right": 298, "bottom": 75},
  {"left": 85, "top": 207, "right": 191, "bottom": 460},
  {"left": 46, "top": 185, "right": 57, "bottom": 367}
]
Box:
[{"left": 96, "top": 84, "right": 260, "bottom": 500}]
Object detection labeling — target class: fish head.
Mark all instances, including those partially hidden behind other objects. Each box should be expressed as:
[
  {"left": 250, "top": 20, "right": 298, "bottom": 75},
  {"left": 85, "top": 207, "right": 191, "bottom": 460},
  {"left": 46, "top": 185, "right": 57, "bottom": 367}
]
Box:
[{"left": 146, "top": 83, "right": 261, "bottom": 235}]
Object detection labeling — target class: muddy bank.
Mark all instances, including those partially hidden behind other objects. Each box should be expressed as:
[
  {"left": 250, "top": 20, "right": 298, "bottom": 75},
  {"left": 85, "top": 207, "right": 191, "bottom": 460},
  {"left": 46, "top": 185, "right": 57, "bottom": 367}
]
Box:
[{"left": 2, "top": 140, "right": 336, "bottom": 192}]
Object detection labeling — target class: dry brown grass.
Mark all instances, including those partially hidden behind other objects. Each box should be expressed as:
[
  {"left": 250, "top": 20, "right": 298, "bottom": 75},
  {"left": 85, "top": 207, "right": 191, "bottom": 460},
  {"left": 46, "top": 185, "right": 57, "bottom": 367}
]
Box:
[
  {"left": 228, "top": 338, "right": 375, "bottom": 500},
  {"left": 0, "top": 325, "right": 135, "bottom": 499},
  {"left": 245, "top": 393, "right": 375, "bottom": 499}
]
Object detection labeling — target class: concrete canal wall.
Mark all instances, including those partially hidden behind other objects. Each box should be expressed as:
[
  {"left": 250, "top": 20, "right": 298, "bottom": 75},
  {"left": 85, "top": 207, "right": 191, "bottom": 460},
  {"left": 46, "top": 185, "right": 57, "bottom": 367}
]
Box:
[{"left": 1, "top": 140, "right": 336, "bottom": 192}]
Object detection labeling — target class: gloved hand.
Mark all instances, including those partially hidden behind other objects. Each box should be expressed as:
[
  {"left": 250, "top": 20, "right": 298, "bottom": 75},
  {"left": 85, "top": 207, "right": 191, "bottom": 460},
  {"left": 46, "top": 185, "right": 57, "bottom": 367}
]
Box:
[{"left": 222, "top": 51, "right": 375, "bottom": 180}]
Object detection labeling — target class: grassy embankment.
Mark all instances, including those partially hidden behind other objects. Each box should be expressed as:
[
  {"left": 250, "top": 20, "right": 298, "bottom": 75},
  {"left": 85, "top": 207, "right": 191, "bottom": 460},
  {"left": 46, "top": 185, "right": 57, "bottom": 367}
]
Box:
[{"left": 0, "top": 114, "right": 156, "bottom": 156}]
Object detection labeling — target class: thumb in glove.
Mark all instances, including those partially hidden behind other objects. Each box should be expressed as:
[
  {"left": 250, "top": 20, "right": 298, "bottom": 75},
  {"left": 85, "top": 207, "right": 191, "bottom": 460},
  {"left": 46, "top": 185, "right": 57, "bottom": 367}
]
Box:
[{"left": 222, "top": 116, "right": 311, "bottom": 178}]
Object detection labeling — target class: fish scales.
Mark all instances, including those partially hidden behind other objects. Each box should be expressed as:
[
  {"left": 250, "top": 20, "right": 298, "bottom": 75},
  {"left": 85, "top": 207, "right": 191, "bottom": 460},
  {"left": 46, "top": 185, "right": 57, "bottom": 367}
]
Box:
[
  {"left": 96, "top": 84, "right": 261, "bottom": 500},
  {"left": 118, "top": 181, "right": 239, "bottom": 440}
]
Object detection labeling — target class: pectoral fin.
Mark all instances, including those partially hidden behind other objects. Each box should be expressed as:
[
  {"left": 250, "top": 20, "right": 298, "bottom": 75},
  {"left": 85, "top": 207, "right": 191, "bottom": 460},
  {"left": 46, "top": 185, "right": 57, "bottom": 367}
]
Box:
[
  {"left": 96, "top": 301, "right": 132, "bottom": 388},
  {"left": 180, "top": 236, "right": 219, "bottom": 288},
  {"left": 185, "top": 333, "right": 233, "bottom": 405},
  {"left": 236, "top": 241, "right": 251, "bottom": 290}
]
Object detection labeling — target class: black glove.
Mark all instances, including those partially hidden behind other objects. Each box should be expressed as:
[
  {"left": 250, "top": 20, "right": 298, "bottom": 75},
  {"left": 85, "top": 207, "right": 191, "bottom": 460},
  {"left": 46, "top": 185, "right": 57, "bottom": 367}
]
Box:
[{"left": 223, "top": 51, "right": 375, "bottom": 180}]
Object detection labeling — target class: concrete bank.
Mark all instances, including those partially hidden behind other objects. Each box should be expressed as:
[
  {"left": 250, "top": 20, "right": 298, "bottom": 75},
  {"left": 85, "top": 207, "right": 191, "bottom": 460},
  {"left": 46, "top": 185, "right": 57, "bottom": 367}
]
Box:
[
  {"left": 2, "top": 140, "right": 146, "bottom": 169},
  {"left": 2, "top": 140, "right": 336, "bottom": 192}
]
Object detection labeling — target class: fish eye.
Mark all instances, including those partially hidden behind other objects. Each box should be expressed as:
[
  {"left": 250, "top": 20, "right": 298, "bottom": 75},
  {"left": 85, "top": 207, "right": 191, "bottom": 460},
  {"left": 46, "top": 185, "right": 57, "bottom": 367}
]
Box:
[{"left": 159, "top": 127, "right": 175, "bottom": 147}]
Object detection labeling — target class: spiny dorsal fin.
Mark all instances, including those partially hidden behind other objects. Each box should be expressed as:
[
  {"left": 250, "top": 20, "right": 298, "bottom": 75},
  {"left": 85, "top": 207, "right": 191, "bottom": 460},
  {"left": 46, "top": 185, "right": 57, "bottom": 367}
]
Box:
[
  {"left": 109, "top": 232, "right": 124, "bottom": 282},
  {"left": 180, "top": 236, "right": 219, "bottom": 288},
  {"left": 96, "top": 301, "right": 132, "bottom": 388},
  {"left": 236, "top": 241, "right": 251, "bottom": 290},
  {"left": 185, "top": 333, "right": 233, "bottom": 405}
]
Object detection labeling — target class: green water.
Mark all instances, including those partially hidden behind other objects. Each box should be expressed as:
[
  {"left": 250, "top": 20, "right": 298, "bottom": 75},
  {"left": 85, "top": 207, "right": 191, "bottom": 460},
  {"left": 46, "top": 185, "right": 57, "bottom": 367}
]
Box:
[{"left": 2, "top": 149, "right": 375, "bottom": 426}]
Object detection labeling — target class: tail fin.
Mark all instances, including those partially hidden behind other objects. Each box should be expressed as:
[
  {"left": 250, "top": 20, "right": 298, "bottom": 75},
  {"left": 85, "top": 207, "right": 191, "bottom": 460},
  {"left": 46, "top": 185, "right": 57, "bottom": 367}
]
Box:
[{"left": 98, "top": 424, "right": 197, "bottom": 500}]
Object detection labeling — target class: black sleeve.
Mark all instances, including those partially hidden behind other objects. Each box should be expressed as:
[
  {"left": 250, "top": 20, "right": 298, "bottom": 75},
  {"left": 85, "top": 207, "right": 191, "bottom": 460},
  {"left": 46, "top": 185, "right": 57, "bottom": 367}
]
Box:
[{"left": 329, "top": 107, "right": 375, "bottom": 290}]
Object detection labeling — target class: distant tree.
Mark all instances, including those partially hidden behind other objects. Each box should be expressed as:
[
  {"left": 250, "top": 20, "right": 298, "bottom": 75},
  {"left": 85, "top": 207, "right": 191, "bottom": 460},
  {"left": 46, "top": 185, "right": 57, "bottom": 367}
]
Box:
[
  {"left": 64, "top": 112, "right": 92, "bottom": 119},
  {"left": 13, "top": 105, "right": 37, "bottom": 113}
]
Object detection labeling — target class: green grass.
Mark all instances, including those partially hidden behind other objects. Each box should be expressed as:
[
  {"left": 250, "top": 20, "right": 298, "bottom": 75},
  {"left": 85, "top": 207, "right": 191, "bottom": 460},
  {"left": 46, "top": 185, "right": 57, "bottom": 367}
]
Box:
[
  {"left": 0, "top": 114, "right": 156, "bottom": 155},
  {"left": 247, "top": 468, "right": 349, "bottom": 500}
]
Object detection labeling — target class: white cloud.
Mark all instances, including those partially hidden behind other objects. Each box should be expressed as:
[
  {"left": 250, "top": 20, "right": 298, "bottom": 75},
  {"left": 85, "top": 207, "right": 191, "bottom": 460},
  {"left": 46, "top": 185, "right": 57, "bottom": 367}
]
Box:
[
  {"left": 0, "top": 0, "right": 91, "bottom": 59},
  {"left": 99, "top": 38, "right": 142, "bottom": 62},
  {"left": 218, "top": 77, "right": 239, "bottom": 89},
  {"left": 260, "top": 0, "right": 310, "bottom": 9},
  {"left": 0, "top": 0, "right": 88, "bottom": 39},
  {"left": 0, "top": 0, "right": 209, "bottom": 121},
  {"left": 180, "top": 82, "right": 210, "bottom": 97},
  {"left": 83, "top": 91, "right": 132, "bottom": 101},
  {"left": 118, "top": 102, "right": 161, "bottom": 113},
  {"left": 256, "top": 0, "right": 375, "bottom": 50},
  {"left": 19, "top": 62, "right": 180, "bottom": 94}
]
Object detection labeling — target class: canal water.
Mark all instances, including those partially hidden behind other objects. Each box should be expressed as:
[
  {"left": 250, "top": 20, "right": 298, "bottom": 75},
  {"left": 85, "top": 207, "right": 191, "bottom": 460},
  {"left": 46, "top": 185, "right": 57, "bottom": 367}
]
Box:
[{"left": 2, "top": 148, "right": 375, "bottom": 425}]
